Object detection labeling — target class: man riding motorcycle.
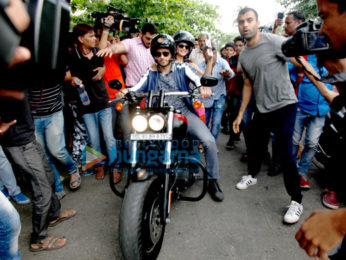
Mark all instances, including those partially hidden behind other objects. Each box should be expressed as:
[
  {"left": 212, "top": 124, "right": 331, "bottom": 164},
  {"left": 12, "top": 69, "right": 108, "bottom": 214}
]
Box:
[{"left": 119, "top": 34, "right": 224, "bottom": 202}]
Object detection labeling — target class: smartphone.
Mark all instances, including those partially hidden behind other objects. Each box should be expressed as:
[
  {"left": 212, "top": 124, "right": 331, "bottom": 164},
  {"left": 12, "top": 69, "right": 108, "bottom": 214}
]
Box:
[
  {"left": 205, "top": 37, "right": 213, "bottom": 56},
  {"left": 278, "top": 12, "right": 284, "bottom": 19},
  {"left": 304, "top": 31, "right": 329, "bottom": 51}
]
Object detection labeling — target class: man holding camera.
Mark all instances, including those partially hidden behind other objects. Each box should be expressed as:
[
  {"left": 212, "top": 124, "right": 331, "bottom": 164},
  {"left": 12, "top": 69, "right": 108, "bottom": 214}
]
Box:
[
  {"left": 283, "top": 12, "right": 334, "bottom": 194},
  {"left": 97, "top": 23, "right": 157, "bottom": 88},
  {"left": 295, "top": 0, "right": 346, "bottom": 259}
]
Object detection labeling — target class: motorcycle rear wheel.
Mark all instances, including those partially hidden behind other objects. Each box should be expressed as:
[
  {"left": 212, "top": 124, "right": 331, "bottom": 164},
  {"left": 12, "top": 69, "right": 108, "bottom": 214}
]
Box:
[{"left": 119, "top": 177, "right": 165, "bottom": 260}]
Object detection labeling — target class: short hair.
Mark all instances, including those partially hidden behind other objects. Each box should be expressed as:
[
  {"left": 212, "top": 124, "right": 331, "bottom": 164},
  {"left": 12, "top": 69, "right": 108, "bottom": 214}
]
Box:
[
  {"left": 73, "top": 23, "right": 94, "bottom": 45},
  {"left": 329, "top": 0, "right": 346, "bottom": 14},
  {"left": 237, "top": 8, "right": 259, "bottom": 21},
  {"left": 287, "top": 11, "right": 305, "bottom": 22},
  {"left": 234, "top": 36, "right": 245, "bottom": 44},
  {"left": 198, "top": 33, "right": 209, "bottom": 40},
  {"left": 141, "top": 23, "right": 157, "bottom": 35},
  {"left": 225, "top": 42, "right": 235, "bottom": 50}
]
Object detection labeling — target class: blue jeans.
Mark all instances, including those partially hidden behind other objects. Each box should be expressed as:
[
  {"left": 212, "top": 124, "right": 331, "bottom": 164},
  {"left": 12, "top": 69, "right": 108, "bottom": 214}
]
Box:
[
  {"left": 205, "top": 95, "right": 226, "bottom": 140},
  {"left": 82, "top": 107, "right": 117, "bottom": 166},
  {"left": 292, "top": 109, "right": 326, "bottom": 175},
  {"left": 0, "top": 192, "right": 21, "bottom": 260},
  {"left": 185, "top": 111, "right": 219, "bottom": 179},
  {"left": 0, "top": 146, "right": 21, "bottom": 196},
  {"left": 34, "top": 110, "right": 78, "bottom": 193}
]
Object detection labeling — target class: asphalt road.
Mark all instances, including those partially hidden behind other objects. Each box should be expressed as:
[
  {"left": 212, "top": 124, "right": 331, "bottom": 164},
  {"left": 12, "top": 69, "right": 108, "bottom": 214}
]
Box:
[{"left": 15, "top": 132, "right": 329, "bottom": 260}]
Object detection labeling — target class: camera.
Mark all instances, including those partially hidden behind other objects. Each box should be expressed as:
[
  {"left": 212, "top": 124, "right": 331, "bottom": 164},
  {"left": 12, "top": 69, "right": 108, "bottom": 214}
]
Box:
[
  {"left": 282, "top": 19, "right": 329, "bottom": 57},
  {"left": 92, "top": 6, "right": 140, "bottom": 36},
  {"left": 1, "top": 0, "right": 70, "bottom": 71},
  {"left": 277, "top": 12, "right": 284, "bottom": 19}
]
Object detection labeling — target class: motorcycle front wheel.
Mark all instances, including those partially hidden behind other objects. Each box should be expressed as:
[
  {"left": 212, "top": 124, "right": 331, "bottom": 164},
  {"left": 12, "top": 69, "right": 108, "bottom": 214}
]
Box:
[{"left": 119, "top": 177, "right": 165, "bottom": 260}]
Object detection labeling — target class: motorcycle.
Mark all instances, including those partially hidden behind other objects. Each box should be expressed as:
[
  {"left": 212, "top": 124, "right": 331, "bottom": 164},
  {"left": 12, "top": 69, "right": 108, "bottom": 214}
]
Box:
[{"left": 109, "top": 76, "right": 217, "bottom": 260}]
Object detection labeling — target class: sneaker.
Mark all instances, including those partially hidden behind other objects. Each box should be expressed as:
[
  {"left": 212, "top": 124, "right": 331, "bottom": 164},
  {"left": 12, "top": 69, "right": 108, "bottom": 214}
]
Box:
[
  {"left": 225, "top": 140, "right": 235, "bottom": 150},
  {"left": 236, "top": 175, "right": 257, "bottom": 190},
  {"left": 11, "top": 192, "right": 31, "bottom": 205},
  {"left": 1, "top": 188, "right": 10, "bottom": 199},
  {"left": 55, "top": 190, "right": 66, "bottom": 200},
  {"left": 322, "top": 190, "right": 339, "bottom": 209},
  {"left": 299, "top": 174, "right": 310, "bottom": 189},
  {"left": 283, "top": 200, "right": 303, "bottom": 224}
]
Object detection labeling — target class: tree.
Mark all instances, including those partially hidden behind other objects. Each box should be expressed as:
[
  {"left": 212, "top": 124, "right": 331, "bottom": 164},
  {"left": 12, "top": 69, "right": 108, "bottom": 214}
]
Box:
[
  {"left": 278, "top": 0, "right": 318, "bottom": 19},
  {"left": 70, "top": 0, "right": 220, "bottom": 37}
]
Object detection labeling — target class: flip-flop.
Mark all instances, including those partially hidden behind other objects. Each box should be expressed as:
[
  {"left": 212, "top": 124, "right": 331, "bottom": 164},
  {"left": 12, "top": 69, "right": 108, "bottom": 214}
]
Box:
[
  {"left": 48, "top": 209, "right": 77, "bottom": 227},
  {"left": 30, "top": 236, "right": 66, "bottom": 252}
]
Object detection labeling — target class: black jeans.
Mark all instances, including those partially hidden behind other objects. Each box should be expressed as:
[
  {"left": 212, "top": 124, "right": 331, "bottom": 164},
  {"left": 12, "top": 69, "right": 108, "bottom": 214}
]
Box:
[
  {"left": 3, "top": 140, "right": 60, "bottom": 243},
  {"left": 247, "top": 103, "right": 302, "bottom": 203}
]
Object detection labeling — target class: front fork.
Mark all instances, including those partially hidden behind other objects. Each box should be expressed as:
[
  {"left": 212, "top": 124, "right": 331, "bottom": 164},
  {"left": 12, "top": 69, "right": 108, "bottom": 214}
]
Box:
[{"left": 128, "top": 108, "right": 174, "bottom": 225}]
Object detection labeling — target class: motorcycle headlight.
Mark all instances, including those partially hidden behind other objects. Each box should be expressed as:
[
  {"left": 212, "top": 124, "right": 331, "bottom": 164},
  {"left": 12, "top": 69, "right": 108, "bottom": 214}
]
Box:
[
  {"left": 148, "top": 114, "right": 166, "bottom": 132},
  {"left": 132, "top": 114, "right": 148, "bottom": 132}
]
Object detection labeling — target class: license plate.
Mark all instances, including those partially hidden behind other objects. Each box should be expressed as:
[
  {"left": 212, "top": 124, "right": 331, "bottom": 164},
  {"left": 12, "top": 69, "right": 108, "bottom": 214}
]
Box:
[{"left": 131, "top": 133, "right": 172, "bottom": 140}]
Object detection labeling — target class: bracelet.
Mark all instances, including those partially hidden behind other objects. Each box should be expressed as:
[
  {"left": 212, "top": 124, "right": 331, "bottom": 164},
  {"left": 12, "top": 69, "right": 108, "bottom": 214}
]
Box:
[{"left": 102, "top": 30, "right": 109, "bottom": 34}]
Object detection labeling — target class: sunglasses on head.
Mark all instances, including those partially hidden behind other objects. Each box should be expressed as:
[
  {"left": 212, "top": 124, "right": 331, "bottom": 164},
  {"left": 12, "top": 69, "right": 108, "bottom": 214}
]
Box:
[
  {"left": 178, "top": 44, "right": 189, "bottom": 49},
  {"left": 154, "top": 51, "right": 170, "bottom": 58}
]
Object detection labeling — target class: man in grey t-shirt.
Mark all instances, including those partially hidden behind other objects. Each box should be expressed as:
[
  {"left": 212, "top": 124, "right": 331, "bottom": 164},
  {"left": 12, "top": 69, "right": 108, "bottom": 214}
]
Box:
[{"left": 232, "top": 8, "right": 303, "bottom": 224}]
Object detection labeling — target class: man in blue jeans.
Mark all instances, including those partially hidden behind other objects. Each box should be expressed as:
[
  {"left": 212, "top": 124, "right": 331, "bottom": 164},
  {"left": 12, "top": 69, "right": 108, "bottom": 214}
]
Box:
[
  {"left": 199, "top": 44, "right": 234, "bottom": 140},
  {"left": 28, "top": 82, "right": 81, "bottom": 197},
  {"left": 281, "top": 11, "right": 333, "bottom": 190},
  {"left": 290, "top": 56, "right": 332, "bottom": 190}
]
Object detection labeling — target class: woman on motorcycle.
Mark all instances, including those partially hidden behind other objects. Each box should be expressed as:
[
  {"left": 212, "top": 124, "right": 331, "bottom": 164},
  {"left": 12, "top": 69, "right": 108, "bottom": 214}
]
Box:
[{"left": 173, "top": 30, "right": 203, "bottom": 75}]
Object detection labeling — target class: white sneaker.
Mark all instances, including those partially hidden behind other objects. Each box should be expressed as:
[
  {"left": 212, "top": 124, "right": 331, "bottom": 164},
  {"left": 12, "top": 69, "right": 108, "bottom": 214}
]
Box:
[
  {"left": 236, "top": 175, "right": 257, "bottom": 190},
  {"left": 283, "top": 201, "right": 303, "bottom": 224}
]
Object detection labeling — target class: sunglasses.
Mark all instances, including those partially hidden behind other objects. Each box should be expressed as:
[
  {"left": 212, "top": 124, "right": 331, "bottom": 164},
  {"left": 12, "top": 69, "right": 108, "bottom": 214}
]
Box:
[
  {"left": 154, "top": 51, "right": 170, "bottom": 58},
  {"left": 178, "top": 44, "right": 189, "bottom": 49}
]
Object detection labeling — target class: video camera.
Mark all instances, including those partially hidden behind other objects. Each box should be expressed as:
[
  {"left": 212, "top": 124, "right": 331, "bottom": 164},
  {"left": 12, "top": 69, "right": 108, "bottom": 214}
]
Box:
[
  {"left": 282, "top": 19, "right": 329, "bottom": 57},
  {"left": 92, "top": 6, "right": 140, "bottom": 35},
  {"left": 0, "top": 0, "right": 70, "bottom": 71}
]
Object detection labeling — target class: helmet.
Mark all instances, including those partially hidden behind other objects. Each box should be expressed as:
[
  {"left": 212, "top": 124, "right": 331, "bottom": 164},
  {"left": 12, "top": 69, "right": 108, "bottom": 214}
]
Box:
[
  {"left": 150, "top": 34, "right": 176, "bottom": 57},
  {"left": 173, "top": 30, "right": 195, "bottom": 48}
]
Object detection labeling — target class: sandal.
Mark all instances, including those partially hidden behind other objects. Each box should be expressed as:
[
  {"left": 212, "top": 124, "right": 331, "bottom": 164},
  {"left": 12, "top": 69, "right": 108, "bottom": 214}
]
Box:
[
  {"left": 30, "top": 236, "right": 66, "bottom": 252},
  {"left": 69, "top": 172, "right": 81, "bottom": 190},
  {"left": 48, "top": 209, "right": 76, "bottom": 227}
]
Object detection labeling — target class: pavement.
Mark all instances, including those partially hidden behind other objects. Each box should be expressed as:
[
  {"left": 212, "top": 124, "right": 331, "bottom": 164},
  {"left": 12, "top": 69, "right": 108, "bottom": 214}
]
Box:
[{"left": 15, "top": 131, "right": 330, "bottom": 260}]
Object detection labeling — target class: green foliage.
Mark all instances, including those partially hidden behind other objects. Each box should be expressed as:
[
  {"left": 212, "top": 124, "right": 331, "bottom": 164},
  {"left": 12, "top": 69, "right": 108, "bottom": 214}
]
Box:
[
  {"left": 70, "top": 0, "right": 221, "bottom": 37},
  {"left": 278, "top": 0, "right": 318, "bottom": 19}
]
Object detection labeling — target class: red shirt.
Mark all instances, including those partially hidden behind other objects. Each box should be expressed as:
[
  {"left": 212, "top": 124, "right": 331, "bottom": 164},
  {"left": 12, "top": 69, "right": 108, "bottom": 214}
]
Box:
[{"left": 103, "top": 55, "right": 125, "bottom": 101}]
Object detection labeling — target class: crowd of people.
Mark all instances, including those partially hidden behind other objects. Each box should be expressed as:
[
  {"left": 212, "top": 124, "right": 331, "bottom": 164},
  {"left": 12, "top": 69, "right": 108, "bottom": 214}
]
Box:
[{"left": 0, "top": 0, "right": 345, "bottom": 259}]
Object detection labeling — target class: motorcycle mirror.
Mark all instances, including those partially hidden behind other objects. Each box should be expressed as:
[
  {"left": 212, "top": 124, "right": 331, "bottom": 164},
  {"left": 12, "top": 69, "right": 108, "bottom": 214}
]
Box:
[
  {"left": 108, "top": 79, "right": 122, "bottom": 90},
  {"left": 200, "top": 76, "right": 218, "bottom": 87}
]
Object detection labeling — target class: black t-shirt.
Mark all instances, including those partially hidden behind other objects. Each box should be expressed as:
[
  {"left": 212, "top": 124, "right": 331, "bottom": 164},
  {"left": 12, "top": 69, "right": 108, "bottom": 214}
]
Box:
[
  {"left": 0, "top": 93, "right": 35, "bottom": 147},
  {"left": 68, "top": 47, "right": 109, "bottom": 114}
]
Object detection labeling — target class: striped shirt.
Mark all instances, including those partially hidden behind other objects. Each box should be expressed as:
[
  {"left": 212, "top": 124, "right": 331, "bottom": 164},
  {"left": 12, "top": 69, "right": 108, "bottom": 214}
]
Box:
[
  {"left": 121, "top": 36, "right": 155, "bottom": 87},
  {"left": 28, "top": 84, "right": 63, "bottom": 117}
]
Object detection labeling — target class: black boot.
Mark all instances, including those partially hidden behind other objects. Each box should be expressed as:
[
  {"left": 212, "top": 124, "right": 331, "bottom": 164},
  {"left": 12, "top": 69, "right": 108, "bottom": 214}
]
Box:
[{"left": 208, "top": 179, "right": 224, "bottom": 202}]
